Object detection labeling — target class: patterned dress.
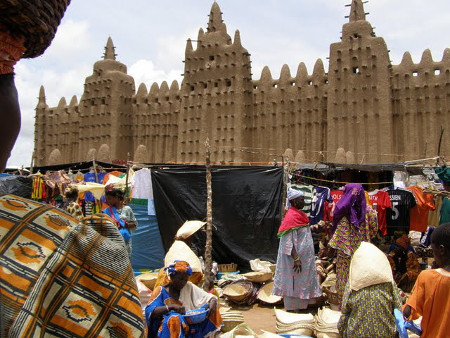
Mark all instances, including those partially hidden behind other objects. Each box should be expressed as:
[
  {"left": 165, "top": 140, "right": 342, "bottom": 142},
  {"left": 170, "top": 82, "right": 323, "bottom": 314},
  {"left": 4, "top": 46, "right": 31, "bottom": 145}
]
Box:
[
  {"left": 272, "top": 226, "right": 322, "bottom": 310},
  {"left": 66, "top": 201, "right": 83, "bottom": 220},
  {"left": 328, "top": 206, "right": 378, "bottom": 303},
  {"left": 338, "top": 282, "right": 402, "bottom": 338}
]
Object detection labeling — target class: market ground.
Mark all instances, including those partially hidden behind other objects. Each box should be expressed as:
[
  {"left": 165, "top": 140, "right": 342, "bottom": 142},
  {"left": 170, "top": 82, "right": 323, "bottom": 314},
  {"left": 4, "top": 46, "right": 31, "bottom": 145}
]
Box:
[{"left": 221, "top": 302, "right": 283, "bottom": 335}]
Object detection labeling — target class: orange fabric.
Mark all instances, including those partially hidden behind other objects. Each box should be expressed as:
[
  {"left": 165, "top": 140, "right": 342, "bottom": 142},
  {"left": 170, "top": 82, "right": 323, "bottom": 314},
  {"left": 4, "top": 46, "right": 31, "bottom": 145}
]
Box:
[
  {"left": 406, "top": 269, "right": 450, "bottom": 338},
  {"left": 166, "top": 315, "right": 182, "bottom": 337},
  {"left": 153, "top": 269, "right": 204, "bottom": 291},
  {"left": 407, "top": 186, "right": 435, "bottom": 232},
  {"left": 102, "top": 171, "right": 124, "bottom": 184},
  {"left": 0, "top": 27, "right": 26, "bottom": 74}
]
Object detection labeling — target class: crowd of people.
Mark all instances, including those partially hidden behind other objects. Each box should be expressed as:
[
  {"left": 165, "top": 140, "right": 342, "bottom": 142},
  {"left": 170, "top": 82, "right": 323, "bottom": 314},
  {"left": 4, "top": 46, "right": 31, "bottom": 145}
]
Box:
[
  {"left": 0, "top": 3, "right": 449, "bottom": 336},
  {"left": 273, "top": 185, "right": 449, "bottom": 338}
]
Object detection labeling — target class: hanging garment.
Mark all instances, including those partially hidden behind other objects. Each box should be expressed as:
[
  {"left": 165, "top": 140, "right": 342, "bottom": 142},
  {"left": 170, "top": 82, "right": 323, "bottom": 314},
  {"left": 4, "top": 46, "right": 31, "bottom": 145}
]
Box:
[
  {"left": 83, "top": 172, "right": 106, "bottom": 202},
  {"left": 310, "top": 186, "right": 332, "bottom": 225},
  {"left": 131, "top": 168, "right": 154, "bottom": 199},
  {"left": 440, "top": 197, "right": 450, "bottom": 224},
  {"left": 323, "top": 189, "right": 344, "bottom": 222},
  {"left": 368, "top": 189, "right": 392, "bottom": 236},
  {"left": 386, "top": 189, "right": 417, "bottom": 235},
  {"left": 407, "top": 186, "right": 435, "bottom": 233},
  {"left": 427, "top": 195, "right": 443, "bottom": 227},
  {"left": 31, "top": 175, "right": 45, "bottom": 200},
  {"left": 290, "top": 184, "right": 314, "bottom": 217}
]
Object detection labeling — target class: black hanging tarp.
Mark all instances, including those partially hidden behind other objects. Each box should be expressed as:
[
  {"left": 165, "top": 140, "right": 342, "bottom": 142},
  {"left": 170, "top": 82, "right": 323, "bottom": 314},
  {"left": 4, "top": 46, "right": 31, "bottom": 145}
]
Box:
[
  {"left": 151, "top": 166, "right": 284, "bottom": 270},
  {"left": 0, "top": 175, "right": 32, "bottom": 198}
]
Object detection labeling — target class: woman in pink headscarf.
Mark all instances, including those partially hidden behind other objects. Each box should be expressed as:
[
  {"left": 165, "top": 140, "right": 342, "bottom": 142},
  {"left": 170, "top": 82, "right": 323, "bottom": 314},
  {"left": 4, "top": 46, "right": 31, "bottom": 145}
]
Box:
[{"left": 328, "top": 184, "right": 378, "bottom": 305}]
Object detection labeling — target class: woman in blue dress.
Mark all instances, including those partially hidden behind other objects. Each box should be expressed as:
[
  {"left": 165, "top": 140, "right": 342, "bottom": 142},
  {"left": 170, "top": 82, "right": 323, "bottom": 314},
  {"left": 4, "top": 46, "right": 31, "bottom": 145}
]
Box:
[{"left": 145, "top": 261, "right": 222, "bottom": 338}]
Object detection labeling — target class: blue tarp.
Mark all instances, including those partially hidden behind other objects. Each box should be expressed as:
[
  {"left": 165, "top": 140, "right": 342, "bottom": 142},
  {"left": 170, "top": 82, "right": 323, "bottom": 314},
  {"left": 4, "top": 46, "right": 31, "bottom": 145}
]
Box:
[{"left": 129, "top": 200, "right": 165, "bottom": 273}]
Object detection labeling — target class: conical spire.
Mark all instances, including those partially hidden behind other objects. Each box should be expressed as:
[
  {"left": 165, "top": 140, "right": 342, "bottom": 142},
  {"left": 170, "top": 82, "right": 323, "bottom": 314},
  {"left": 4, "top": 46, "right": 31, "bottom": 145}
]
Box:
[
  {"left": 207, "top": 2, "right": 226, "bottom": 33},
  {"left": 443, "top": 48, "right": 450, "bottom": 63},
  {"left": 233, "top": 30, "right": 241, "bottom": 47},
  {"left": 185, "top": 38, "right": 193, "bottom": 54},
  {"left": 38, "top": 85, "right": 46, "bottom": 104},
  {"left": 104, "top": 37, "right": 116, "bottom": 60},
  {"left": 349, "top": 0, "right": 366, "bottom": 22},
  {"left": 420, "top": 49, "right": 433, "bottom": 64},
  {"left": 69, "top": 95, "right": 78, "bottom": 107},
  {"left": 57, "top": 97, "right": 67, "bottom": 108}
]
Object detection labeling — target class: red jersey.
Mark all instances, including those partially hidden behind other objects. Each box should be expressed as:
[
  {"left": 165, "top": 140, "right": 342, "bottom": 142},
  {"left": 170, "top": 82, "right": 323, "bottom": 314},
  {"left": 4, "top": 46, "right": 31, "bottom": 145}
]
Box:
[{"left": 368, "top": 190, "right": 392, "bottom": 235}]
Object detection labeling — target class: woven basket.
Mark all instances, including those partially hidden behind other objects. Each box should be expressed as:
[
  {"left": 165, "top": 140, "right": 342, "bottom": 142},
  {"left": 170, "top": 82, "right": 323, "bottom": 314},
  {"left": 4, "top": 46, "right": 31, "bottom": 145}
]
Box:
[
  {"left": 221, "top": 319, "right": 245, "bottom": 333},
  {"left": 257, "top": 282, "right": 282, "bottom": 305},
  {"left": 243, "top": 271, "right": 273, "bottom": 283},
  {"left": 223, "top": 280, "right": 254, "bottom": 303},
  {"left": 0, "top": 0, "right": 71, "bottom": 58},
  {"left": 136, "top": 272, "right": 159, "bottom": 290},
  {"left": 218, "top": 263, "right": 238, "bottom": 272}
]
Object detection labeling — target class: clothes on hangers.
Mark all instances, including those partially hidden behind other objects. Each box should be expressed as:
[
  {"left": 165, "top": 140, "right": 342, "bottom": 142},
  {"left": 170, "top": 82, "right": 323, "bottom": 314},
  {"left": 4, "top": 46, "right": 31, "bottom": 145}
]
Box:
[
  {"left": 427, "top": 194, "right": 443, "bottom": 227},
  {"left": 83, "top": 171, "right": 106, "bottom": 202},
  {"left": 289, "top": 184, "right": 314, "bottom": 217},
  {"left": 440, "top": 197, "right": 450, "bottom": 224},
  {"left": 309, "top": 186, "right": 332, "bottom": 225},
  {"left": 73, "top": 170, "right": 84, "bottom": 182},
  {"left": 368, "top": 189, "right": 392, "bottom": 236},
  {"left": 386, "top": 188, "right": 416, "bottom": 235},
  {"left": 407, "top": 186, "right": 435, "bottom": 233},
  {"left": 323, "top": 190, "right": 344, "bottom": 222},
  {"left": 31, "top": 174, "right": 46, "bottom": 200}
]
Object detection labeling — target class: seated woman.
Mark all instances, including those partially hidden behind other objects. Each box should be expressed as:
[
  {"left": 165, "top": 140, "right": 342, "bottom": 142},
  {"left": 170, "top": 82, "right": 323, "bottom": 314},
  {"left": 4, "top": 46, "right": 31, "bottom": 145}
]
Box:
[
  {"left": 338, "top": 242, "right": 402, "bottom": 338},
  {"left": 145, "top": 261, "right": 222, "bottom": 338},
  {"left": 387, "top": 234, "right": 420, "bottom": 292}
]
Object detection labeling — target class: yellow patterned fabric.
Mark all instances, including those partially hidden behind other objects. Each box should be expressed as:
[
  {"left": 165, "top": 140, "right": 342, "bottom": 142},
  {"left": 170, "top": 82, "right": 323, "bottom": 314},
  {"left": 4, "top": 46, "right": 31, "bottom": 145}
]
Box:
[
  {"left": 0, "top": 194, "right": 145, "bottom": 337},
  {"left": 338, "top": 282, "right": 402, "bottom": 338}
]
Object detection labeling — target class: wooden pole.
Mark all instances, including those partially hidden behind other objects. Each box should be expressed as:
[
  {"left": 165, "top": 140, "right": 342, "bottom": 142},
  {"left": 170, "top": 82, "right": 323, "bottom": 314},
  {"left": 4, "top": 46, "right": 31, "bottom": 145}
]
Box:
[
  {"left": 203, "top": 138, "right": 213, "bottom": 291},
  {"left": 125, "top": 152, "right": 131, "bottom": 201}
]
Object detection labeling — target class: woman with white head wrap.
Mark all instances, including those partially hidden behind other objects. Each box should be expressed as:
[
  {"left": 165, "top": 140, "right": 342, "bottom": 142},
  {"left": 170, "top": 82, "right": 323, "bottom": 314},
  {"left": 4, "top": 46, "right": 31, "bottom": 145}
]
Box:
[
  {"left": 338, "top": 242, "right": 402, "bottom": 337},
  {"left": 272, "top": 188, "right": 322, "bottom": 311}
]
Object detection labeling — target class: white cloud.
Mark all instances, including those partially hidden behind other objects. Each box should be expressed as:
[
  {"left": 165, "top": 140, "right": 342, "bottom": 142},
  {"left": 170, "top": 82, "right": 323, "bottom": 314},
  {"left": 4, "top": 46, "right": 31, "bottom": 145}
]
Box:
[
  {"left": 129, "top": 59, "right": 183, "bottom": 89},
  {"left": 42, "top": 19, "right": 91, "bottom": 65}
]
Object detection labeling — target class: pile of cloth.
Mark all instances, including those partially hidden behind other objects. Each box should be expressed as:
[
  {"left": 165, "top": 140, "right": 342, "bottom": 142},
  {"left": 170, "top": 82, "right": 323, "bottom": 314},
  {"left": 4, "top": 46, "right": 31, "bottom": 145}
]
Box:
[
  {"left": 274, "top": 308, "right": 315, "bottom": 336},
  {"left": 314, "top": 307, "right": 341, "bottom": 338}
]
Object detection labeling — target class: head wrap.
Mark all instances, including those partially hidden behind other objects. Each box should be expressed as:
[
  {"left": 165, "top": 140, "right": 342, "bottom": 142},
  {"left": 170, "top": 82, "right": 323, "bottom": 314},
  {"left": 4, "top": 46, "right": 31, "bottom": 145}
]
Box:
[
  {"left": 164, "top": 260, "right": 192, "bottom": 278},
  {"left": 285, "top": 188, "right": 305, "bottom": 210},
  {"left": 349, "top": 242, "right": 393, "bottom": 291},
  {"left": 332, "top": 183, "right": 366, "bottom": 229}
]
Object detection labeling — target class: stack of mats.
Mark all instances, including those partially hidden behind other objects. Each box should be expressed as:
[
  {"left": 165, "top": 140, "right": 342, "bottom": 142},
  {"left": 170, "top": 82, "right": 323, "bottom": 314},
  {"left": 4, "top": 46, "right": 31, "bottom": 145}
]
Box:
[
  {"left": 314, "top": 307, "right": 341, "bottom": 338},
  {"left": 220, "top": 309, "right": 245, "bottom": 333},
  {"left": 274, "top": 308, "right": 315, "bottom": 336}
]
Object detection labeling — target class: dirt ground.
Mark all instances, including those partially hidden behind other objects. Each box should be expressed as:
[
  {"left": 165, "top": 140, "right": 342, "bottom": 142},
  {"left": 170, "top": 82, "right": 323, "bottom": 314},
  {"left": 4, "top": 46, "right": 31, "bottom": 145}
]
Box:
[{"left": 227, "top": 302, "right": 279, "bottom": 334}]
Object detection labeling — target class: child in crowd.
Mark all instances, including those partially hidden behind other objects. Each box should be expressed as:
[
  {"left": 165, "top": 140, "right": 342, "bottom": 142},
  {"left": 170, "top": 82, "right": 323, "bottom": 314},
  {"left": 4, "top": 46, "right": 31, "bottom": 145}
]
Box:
[
  {"left": 403, "top": 222, "right": 450, "bottom": 338},
  {"left": 103, "top": 185, "right": 138, "bottom": 259},
  {"left": 64, "top": 186, "right": 84, "bottom": 221}
]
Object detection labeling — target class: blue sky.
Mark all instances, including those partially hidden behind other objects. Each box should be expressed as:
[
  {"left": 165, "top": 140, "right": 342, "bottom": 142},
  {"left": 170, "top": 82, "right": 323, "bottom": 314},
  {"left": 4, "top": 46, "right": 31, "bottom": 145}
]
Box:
[{"left": 8, "top": 0, "right": 450, "bottom": 167}]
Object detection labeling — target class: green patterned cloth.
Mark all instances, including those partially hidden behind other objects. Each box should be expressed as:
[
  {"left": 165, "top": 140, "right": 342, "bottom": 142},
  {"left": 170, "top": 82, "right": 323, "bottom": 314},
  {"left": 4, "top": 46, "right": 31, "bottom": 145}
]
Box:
[{"left": 338, "top": 282, "right": 401, "bottom": 338}]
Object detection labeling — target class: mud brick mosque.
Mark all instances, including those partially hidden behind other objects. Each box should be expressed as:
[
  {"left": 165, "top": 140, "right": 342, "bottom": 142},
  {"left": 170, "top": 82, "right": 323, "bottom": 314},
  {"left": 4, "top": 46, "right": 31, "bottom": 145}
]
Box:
[{"left": 33, "top": 0, "right": 450, "bottom": 166}]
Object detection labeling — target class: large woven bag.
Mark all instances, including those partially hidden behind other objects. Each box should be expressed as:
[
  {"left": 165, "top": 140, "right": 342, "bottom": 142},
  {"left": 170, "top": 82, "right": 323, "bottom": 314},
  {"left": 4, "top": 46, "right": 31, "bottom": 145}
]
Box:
[{"left": 0, "top": 0, "right": 71, "bottom": 58}]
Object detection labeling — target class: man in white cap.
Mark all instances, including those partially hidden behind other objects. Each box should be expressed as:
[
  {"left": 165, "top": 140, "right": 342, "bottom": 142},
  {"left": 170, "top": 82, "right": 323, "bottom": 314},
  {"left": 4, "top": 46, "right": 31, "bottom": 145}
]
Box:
[{"left": 272, "top": 188, "right": 322, "bottom": 312}]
